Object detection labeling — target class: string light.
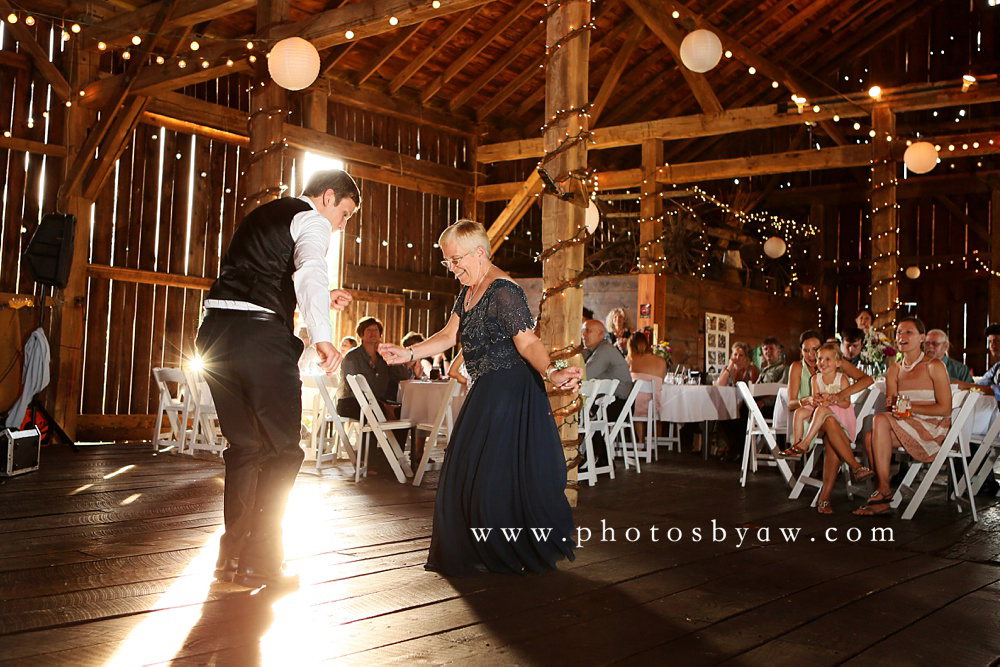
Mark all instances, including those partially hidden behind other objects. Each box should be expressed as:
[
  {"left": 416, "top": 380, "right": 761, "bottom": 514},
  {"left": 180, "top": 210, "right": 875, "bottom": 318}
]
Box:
[
  {"left": 121, "top": 51, "right": 131, "bottom": 60},
  {"left": 6, "top": 12, "right": 16, "bottom": 23},
  {"left": 97, "top": 41, "right": 107, "bottom": 51},
  {"left": 132, "top": 35, "right": 142, "bottom": 45},
  {"left": 24, "top": 15, "right": 33, "bottom": 25},
  {"left": 190, "top": 40, "right": 200, "bottom": 51},
  {"left": 70, "top": 23, "right": 80, "bottom": 33},
  {"left": 389, "top": 16, "right": 399, "bottom": 25},
  {"left": 345, "top": 30, "right": 354, "bottom": 39}
]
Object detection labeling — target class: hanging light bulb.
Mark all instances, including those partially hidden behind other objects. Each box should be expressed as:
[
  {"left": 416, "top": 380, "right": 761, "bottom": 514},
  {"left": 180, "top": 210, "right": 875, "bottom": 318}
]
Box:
[
  {"left": 246, "top": 41, "right": 254, "bottom": 50},
  {"left": 97, "top": 41, "right": 107, "bottom": 51},
  {"left": 71, "top": 23, "right": 81, "bottom": 33},
  {"left": 6, "top": 12, "right": 16, "bottom": 23},
  {"left": 178, "top": 59, "right": 187, "bottom": 68},
  {"left": 868, "top": 85, "right": 881, "bottom": 99},
  {"left": 24, "top": 15, "right": 34, "bottom": 26},
  {"left": 345, "top": 30, "right": 354, "bottom": 39},
  {"left": 190, "top": 40, "right": 200, "bottom": 51},
  {"left": 962, "top": 74, "right": 977, "bottom": 93},
  {"left": 156, "top": 55, "right": 165, "bottom": 64},
  {"left": 389, "top": 15, "right": 399, "bottom": 25},
  {"left": 432, "top": 0, "right": 441, "bottom": 7},
  {"left": 122, "top": 51, "right": 131, "bottom": 60},
  {"left": 132, "top": 35, "right": 142, "bottom": 45}
]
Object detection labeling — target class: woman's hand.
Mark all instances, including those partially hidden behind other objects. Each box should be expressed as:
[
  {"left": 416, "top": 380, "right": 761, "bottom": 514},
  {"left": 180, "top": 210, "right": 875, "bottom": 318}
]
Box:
[
  {"left": 378, "top": 343, "right": 410, "bottom": 365},
  {"left": 549, "top": 366, "right": 582, "bottom": 391}
]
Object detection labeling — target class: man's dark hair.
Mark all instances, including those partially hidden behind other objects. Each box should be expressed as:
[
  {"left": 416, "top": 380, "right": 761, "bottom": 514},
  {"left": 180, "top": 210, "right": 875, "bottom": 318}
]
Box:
[
  {"left": 761, "top": 336, "right": 780, "bottom": 347},
  {"left": 840, "top": 327, "right": 864, "bottom": 343},
  {"left": 301, "top": 169, "right": 361, "bottom": 207},
  {"left": 356, "top": 316, "right": 383, "bottom": 338},
  {"left": 582, "top": 307, "right": 594, "bottom": 320},
  {"left": 401, "top": 331, "right": 424, "bottom": 348},
  {"left": 799, "top": 330, "right": 823, "bottom": 346},
  {"left": 986, "top": 324, "right": 1000, "bottom": 337}
]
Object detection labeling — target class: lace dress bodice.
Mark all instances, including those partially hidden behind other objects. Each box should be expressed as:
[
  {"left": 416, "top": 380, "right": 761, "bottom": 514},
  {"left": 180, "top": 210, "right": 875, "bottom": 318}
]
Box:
[{"left": 452, "top": 279, "right": 535, "bottom": 385}]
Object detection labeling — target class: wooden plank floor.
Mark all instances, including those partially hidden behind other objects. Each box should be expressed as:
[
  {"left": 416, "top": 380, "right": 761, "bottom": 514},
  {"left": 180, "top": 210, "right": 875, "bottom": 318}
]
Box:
[{"left": 1, "top": 443, "right": 999, "bottom": 666}]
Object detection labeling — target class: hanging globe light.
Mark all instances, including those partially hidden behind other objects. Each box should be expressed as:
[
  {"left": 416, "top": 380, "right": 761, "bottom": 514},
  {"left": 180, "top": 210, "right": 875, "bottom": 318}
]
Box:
[
  {"left": 679, "top": 30, "right": 723, "bottom": 73},
  {"left": 763, "top": 236, "right": 786, "bottom": 259},
  {"left": 267, "top": 37, "right": 321, "bottom": 90},
  {"left": 905, "top": 266, "right": 921, "bottom": 279},
  {"left": 903, "top": 141, "right": 938, "bottom": 174}
]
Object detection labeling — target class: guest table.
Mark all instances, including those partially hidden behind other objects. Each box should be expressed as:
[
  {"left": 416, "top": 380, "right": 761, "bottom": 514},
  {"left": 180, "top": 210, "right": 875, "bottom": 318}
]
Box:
[
  {"left": 658, "top": 384, "right": 741, "bottom": 460},
  {"left": 399, "top": 380, "right": 466, "bottom": 427}
]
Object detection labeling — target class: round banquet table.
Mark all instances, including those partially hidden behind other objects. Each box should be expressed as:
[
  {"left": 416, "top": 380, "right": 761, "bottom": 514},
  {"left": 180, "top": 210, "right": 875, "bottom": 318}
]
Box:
[{"left": 658, "top": 384, "right": 741, "bottom": 460}]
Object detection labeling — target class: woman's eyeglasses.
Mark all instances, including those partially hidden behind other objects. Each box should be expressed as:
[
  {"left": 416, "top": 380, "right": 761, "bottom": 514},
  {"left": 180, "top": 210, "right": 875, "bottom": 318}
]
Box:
[{"left": 440, "top": 250, "right": 473, "bottom": 268}]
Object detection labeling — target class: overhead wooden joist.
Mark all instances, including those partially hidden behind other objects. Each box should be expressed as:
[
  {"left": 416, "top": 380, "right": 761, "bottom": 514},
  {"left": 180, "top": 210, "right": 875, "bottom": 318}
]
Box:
[{"left": 479, "top": 77, "right": 1000, "bottom": 162}]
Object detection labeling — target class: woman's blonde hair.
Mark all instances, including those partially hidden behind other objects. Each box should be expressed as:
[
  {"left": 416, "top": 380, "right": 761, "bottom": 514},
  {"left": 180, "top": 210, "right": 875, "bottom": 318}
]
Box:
[
  {"left": 438, "top": 219, "right": 491, "bottom": 258},
  {"left": 731, "top": 341, "right": 751, "bottom": 357},
  {"left": 818, "top": 342, "right": 843, "bottom": 359},
  {"left": 604, "top": 307, "right": 632, "bottom": 334}
]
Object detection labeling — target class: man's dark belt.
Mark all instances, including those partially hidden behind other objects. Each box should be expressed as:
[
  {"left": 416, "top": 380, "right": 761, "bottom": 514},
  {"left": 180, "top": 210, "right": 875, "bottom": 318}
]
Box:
[{"left": 206, "top": 308, "right": 283, "bottom": 324}]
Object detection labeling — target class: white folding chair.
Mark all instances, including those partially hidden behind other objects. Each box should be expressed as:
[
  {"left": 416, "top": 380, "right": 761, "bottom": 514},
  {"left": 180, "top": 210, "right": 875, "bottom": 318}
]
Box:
[
  {"left": 630, "top": 373, "right": 674, "bottom": 458},
  {"left": 346, "top": 374, "right": 415, "bottom": 483},
  {"left": 577, "top": 378, "right": 619, "bottom": 485},
  {"left": 412, "top": 379, "right": 460, "bottom": 486},
  {"left": 736, "top": 382, "right": 794, "bottom": 488},
  {"left": 961, "top": 410, "right": 1000, "bottom": 497},
  {"left": 152, "top": 367, "right": 194, "bottom": 453},
  {"left": 185, "top": 371, "right": 227, "bottom": 456},
  {"left": 307, "top": 374, "right": 362, "bottom": 472},
  {"left": 608, "top": 380, "right": 644, "bottom": 472},
  {"left": 892, "top": 390, "right": 979, "bottom": 521}
]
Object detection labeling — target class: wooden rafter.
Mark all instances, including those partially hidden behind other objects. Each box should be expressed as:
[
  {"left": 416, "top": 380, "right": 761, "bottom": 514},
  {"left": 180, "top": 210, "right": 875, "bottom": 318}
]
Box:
[
  {"left": 623, "top": 0, "right": 722, "bottom": 114},
  {"left": 593, "top": 47, "right": 669, "bottom": 127},
  {"left": 0, "top": 0, "right": 71, "bottom": 101},
  {"left": 355, "top": 24, "right": 422, "bottom": 86},
  {"left": 82, "top": 0, "right": 254, "bottom": 49},
  {"left": 388, "top": 8, "right": 480, "bottom": 94},
  {"left": 590, "top": 22, "right": 644, "bottom": 125},
  {"left": 450, "top": 22, "right": 546, "bottom": 111},
  {"left": 420, "top": 0, "right": 539, "bottom": 104},
  {"left": 486, "top": 170, "right": 543, "bottom": 253}
]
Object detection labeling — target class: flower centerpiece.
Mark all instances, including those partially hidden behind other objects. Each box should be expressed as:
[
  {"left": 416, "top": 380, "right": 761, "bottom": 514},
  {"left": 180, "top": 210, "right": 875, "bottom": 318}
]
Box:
[
  {"left": 859, "top": 331, "right": 896, "bottom": 376},
  {"left": 652, "top": 340, "right": 673, "bottom": 367}
]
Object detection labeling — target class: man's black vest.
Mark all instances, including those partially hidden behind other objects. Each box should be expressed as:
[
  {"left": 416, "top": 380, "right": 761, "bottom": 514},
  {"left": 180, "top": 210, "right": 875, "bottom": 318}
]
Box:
[{"left": 207, "top": 197, "right": 316, "bottom": 329}]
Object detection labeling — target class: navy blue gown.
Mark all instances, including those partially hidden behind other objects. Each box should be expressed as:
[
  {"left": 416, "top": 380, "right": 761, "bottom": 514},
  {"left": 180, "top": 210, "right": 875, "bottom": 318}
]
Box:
[{"left": 426, "top": 279, "right": 576, "bottom": 576}]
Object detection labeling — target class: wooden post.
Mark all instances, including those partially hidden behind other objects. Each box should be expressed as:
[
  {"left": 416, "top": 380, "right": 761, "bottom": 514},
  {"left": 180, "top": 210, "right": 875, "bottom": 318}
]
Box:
[
  {"left": 242, "top": 0, "right": 290, "bottom": 216},
  {"left": 637, "top": 139, "right": 665, "bottom": 339},
  {"left": 869, "top": 104, "right": 897, "bottom": 331},
  {"left": 50, "top": 43, "right": 97, "bottom": 437},
  {"left": 990, "top": 180, "right": 1000, "bottom": 323},
  {"left": 541, "top": 0, "right": 590, "bottom": 506},
  {"left": 812, "top": 203, "right": 834, "bottom": 332},
  {"left": 302, "top": 90, "right": 328, "bottom": 134}
]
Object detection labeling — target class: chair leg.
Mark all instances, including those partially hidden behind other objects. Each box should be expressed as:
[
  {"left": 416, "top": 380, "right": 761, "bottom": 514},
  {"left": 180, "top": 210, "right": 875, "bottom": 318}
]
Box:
[{"left": 412, "top": 429, "right": 438, "bottom": 487}]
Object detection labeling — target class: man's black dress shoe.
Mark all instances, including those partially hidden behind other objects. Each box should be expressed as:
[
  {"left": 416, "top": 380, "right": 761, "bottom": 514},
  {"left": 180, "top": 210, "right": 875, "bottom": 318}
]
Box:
[
  {"left": 214, "top": 557, "right": 239, "bottom": 583},
  {"left": 233, "top": 564, "right": 300, "bottom": 591}
]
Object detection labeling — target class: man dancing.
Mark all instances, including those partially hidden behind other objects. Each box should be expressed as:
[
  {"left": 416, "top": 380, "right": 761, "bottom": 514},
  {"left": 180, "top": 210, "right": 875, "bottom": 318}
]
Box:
[{"left": 196, "top": 169, "right": 360, "bottom": 590}]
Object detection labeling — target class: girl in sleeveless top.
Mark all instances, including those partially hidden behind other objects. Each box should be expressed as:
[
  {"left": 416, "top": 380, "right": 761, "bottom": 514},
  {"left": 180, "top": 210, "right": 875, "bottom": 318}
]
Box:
[
  {"left": 782, "top": 343, "right": 858, "bottom": 456},
  {"left": 854, "top": 316, "right": 952, "bottom": 516}
]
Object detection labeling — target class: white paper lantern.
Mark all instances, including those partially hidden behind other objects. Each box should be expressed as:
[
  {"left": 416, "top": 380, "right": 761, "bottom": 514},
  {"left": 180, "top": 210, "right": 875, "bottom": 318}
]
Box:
[
  {"left": 903, "top": 141, "right": 938, "bottom": 174},
  {"left": 268, "top": 37, "right": 320, "bottom": 91},
  {"left": 763, "top": 236, "right": 786, "bottom": 259},
  {"left": 585, "top": 201, "right": 600, "bottom": 235},
  {"left": 679, "top": 30, "right": 723, "bottom": 73},
  {"left": 905, "top": 265, "right": 921, "bottom": 279}
]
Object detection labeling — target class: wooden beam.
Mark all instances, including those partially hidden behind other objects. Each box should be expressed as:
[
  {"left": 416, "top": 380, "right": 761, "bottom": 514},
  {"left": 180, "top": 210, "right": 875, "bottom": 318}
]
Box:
[
  {"left": 346, "top": 162, "right": 467, "bottom": 200},
  {"left": 623, "top": 0, "right": 722, "bottom": 114},
  {"left": 389, "top": 8, "right": 480, "bottom": 94},
  {"left": 476, "top": 55, "right": 545, "bottom": 120},
  {"left": 449, "top": 21, "right": 546, "bottom": 111},
  {"left": 486, "top": 170, "right": 543, "bottom": 252},
  {"left": 933, "top": 194, "right": 990, "bottom": 244},
  {"left": 355, "top": 24, "right": 422, "bottom": 86},
  {"left": 284, "top": 124, "right": 474, "bottom": 189},
  {"left": 420, "top": 0, "right": 539, "bottom": 104},
  {"left": 343, "top": 264, "right": 457, "bottom": 295},
  {"left": 142, "top": 112, "right": 248, "bottom": 146},
  {"left": 0, "top": 0, "right": 71, "bottom": 101},
  {"left": 870, "top": 105, "right": 897, "bottom": 330},
  {"left": 479, "top": 77, "right": 1000, "bottom": 163},
  {"left": 0, "top": 135, "right": 67, "bottom": 157},
  {"left": 590, "top": 22, "right": 643, "bottom": 125},
  {"left": 143, "top": 91, "right": 248, "bottom": 134},
  {"left": 83, "top": 0, "right": 255, "bottom": 48},
  {"left": 86, "top": 263, "right": 213, "bottom": 290},
  {"left": 655, "top": 144, "right": 872, "bottom": 184}
]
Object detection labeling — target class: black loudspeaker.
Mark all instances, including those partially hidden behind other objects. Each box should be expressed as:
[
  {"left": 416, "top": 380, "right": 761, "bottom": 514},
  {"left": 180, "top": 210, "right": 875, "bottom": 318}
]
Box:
[
  {"left": 23, "top": 213, "right": 75, "bottom": 288},
  {"left": 1, "top": 428, "right": 40, "bottom": 476}
]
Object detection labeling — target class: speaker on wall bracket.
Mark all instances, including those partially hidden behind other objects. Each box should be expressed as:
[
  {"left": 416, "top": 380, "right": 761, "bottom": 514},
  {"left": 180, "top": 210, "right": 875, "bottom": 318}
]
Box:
[{"left": 23, "top": 213, "right": 75, "bottom": 289}]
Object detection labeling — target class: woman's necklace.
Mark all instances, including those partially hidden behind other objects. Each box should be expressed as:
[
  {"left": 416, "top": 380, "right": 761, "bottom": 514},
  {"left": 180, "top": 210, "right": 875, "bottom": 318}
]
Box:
[
  {"left": 899, "top": 351, "right": 924, "bottom": 373},
  {"left": 464, "top": 263, "right": 491, "bottom": 309}
]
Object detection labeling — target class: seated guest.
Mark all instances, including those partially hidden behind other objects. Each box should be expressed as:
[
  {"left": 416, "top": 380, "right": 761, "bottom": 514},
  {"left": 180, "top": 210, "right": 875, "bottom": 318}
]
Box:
[
  {"left": 339, "top": 336, "right": 358, "bottom": 356},
  {"left": 988, "top": 324, "right": 1000, "bottom": 367},
  {"left": 605, "top": 307, "right": 632, "bottom": 354},
  {"left": 840, "top": 327, "right": 863, "bottom": 366},
  {"left": 447, "top": 349, "right": 469, "bottom": 386},
  {"left": 924, "top": 329, "right": 973, "bottom": 383},
  {"left": 758, "top": 337, "right": 789, "bottom": 384},
  {"left": 337, "top": 317, "right": 400, "bottom": 421},
  {"left": 715, "top": 342, "right": 759, "bottom": 386},
  {"left": 855, "top": 317, "right": 951, "bottom": 516},
  {"left": 582, "top": 319, "right": 633, "bottom": 466},
  {"left": 627, "top": 331, "right": 667, "bottom": 378}
]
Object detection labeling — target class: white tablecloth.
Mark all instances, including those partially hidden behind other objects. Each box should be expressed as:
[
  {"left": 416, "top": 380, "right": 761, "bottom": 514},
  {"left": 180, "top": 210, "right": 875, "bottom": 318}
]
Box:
[
  {"left": 399, "top": 380, "right": 466, "bottom": 426},
  {"left": 658, "top": 385, "right": 740, "bottom": 423}
]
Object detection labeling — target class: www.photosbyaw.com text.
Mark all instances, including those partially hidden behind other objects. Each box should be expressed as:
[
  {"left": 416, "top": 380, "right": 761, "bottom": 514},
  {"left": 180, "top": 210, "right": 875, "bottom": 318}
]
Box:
[{"left": 470, "top": 520, "right": 894, "bottom": 547}]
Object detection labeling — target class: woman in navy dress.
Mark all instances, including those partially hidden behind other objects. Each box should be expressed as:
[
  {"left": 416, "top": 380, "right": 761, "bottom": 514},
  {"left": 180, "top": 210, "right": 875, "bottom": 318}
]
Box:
[{"left": 380, "top": 220, "right": 579, "bottom": 576}]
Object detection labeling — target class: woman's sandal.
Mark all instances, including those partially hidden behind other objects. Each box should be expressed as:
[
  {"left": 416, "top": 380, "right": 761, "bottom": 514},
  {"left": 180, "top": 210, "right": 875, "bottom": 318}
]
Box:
[
  {"left": 852, "top": 466, "right": 875, "bottom": 483},
  {"left": 776, "top": 443, "right": 808, "bottom": 459},
  {"left": 817, "top": 500, "right": 833, "bottom": 515},
  {"left": 852, "top": 490, "right": 893, "bottom": 516}
]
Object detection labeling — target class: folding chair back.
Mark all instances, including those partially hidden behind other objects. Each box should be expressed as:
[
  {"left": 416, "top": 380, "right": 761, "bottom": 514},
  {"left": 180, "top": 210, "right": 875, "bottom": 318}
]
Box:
[
  {"left": 895, "top": 390, "right": 980, "bottom": 521},
  {"left": 736, "top": 381, "right": 794, "bottom": 487},
  {"left": 413, "top": 379, "right": 459, "bottom": 486},
  {"left": 345, "top": 374, "right": 415, "bottom": 483},
  {"left": 608, "top": 380, "right": 643, "bottom": 471},
  {"left": 186, "top": 371, "right": 227, "bottom": 456},
  {"left": 577, "top": 378, "right": 619, "bottom": 485},
  {"left": 307, "top": 374, "right": 361, "bottom": 471},
  {"left": 152, "top": 367, "right": 192, "bottom": 453},
  {"left": 963, "top": 409, "right": 1000, "bottom": 497}
]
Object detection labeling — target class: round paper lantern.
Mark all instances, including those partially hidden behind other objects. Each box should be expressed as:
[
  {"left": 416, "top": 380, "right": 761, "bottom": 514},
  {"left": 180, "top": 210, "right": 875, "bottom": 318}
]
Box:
[
  {"left": 268, "top": 37, "right": 320, "bottom": 91},
  {"left": 585, "top": 201, "right": 601, "bottom": 235},
  {"left": 679, "top": 30, "right": 723, "bottom": 73},
  {"left": 905, "top": 265, "right": 921, "bottom": 280},
  {"left": 763, "top": 236, "right": 786, "bottom": 259},
  {"left": 903, "top": 141, "right": 938, "bottom": 174}
]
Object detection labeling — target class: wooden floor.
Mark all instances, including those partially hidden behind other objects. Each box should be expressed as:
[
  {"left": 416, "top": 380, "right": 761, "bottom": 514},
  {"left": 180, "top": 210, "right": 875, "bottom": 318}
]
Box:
[{"left": 2, "top": 443, "right": 1000, "bottom": 666}]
